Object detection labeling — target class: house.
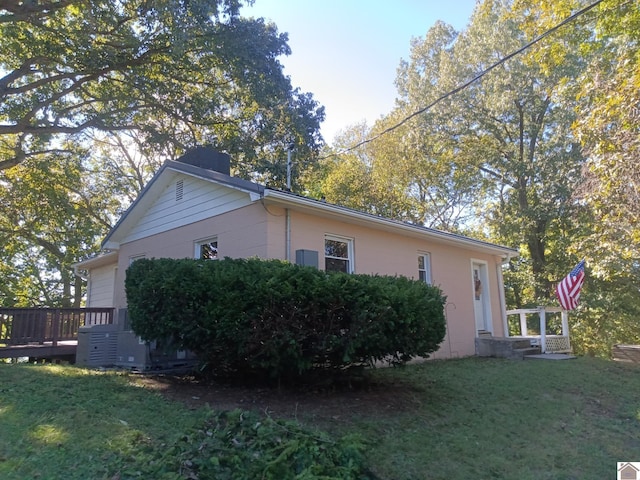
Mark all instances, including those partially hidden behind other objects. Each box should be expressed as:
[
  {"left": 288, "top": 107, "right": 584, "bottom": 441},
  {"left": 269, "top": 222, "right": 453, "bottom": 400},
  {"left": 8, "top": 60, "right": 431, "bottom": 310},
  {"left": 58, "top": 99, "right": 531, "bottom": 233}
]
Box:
[
  {"left": 74, "top": 147, "right": 518, "bottom": 360},
  {"left": 619, "top": 463, "right": 640, "bottom": 480}
]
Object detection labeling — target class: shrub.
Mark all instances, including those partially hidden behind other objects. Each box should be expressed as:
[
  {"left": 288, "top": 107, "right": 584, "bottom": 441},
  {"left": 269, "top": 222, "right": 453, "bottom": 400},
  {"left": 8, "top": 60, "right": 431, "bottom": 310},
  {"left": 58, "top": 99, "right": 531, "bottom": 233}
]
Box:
[{"left": 125, "top": 258, "right": 446, "bottom": 380}]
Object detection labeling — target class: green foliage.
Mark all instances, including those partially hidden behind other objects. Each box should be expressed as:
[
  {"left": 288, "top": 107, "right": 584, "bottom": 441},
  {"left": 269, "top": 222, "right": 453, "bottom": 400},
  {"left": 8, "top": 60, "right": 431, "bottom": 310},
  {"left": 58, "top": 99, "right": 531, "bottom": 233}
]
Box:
[
  {"left": 0, "top": 0, "right": 324, "bottom": 183},
  {"left": 129, "top": 409, "right": 372, "bottom": 480},
  {"left": 509, "top": 0, "right": 640, "bottom": 354},
  {"left": 329, "top": 0, "right": 640, "bottom": 357},
  {"left": 0, "top": 0, "right": 324, "bottom": 306},
  {"left": 0, "top": 148, "right": 113, "bottom": 307},
  {"left": 125, "top": 257, "right": 447, "bottom": 381},
  {"left": 570, "top": 272, "right": 640, "bottom": 357},
  {"left": 320, "top": 0, "right": 588, "bottom": 303}
]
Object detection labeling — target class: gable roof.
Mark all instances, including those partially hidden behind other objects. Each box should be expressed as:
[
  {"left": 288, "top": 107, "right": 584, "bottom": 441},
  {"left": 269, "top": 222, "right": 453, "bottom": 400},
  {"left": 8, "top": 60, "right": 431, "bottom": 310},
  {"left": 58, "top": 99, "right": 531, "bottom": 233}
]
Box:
[
  {"left": 619, "top": 462, "right": 640, "bottom": 473},
  {"left": 101, "top": 160, "right": 263, "bottom": 249},
  {"left": 101, "top": 158, "right": 518, "bottom": 259}
]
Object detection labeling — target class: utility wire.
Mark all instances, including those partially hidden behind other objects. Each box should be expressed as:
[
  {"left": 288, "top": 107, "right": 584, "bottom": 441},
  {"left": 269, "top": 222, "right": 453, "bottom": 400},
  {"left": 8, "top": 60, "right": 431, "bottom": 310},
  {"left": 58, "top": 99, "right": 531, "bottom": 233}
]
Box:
[{"left": 329, "top": 0, "right": 607, "bottom": 157}]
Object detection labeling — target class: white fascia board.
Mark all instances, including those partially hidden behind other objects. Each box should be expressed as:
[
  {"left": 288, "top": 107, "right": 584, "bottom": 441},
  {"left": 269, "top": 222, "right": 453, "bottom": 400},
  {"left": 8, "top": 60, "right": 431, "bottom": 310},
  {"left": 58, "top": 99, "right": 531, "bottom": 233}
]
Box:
[
  {"left": 72, "top": 250, "right": 119, "bottom": 273},
  {"left": 262, "top": 190, "right": 518, "bottom": 259},
  {"left": 165, "top": 165, "right": 263, "bottom": 201},
  {"left": 165, "top": 162, "right": 264, "bottom": 197}
]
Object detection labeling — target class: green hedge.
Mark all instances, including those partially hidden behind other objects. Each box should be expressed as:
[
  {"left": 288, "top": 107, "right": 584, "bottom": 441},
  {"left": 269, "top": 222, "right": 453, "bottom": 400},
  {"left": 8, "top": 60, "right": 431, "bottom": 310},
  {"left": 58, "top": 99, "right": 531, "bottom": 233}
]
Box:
[{"left": 125, "top": 257, "right": 446, "bottom": 380}]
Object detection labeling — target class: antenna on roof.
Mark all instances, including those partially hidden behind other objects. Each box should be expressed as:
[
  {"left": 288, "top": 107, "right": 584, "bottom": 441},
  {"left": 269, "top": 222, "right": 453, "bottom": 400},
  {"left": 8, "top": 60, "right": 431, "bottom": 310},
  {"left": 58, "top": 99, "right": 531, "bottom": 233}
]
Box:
[{"left": 286, "top": 141, "right": 295, "bottom": 191}]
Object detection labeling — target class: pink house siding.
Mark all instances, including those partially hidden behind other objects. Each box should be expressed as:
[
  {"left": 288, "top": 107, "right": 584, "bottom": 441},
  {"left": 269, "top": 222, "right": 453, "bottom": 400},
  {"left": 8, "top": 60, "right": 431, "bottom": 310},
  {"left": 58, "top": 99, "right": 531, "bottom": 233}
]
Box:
[
  {"left": 284, "top": 209, "right": 506, "bottom": 358},
  {"left": 263, "top": 204, "right": 288, "bottom": 260},
  {"left": 112, "top": 203, "right": 270, "bottom": 308}
]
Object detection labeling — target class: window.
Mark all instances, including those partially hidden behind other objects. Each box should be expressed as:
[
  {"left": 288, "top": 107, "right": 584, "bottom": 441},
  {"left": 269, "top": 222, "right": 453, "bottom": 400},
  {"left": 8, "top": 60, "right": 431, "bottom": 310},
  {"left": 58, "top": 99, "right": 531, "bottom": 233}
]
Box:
[
  {"left": 195, "top": 238, "right": 218, "bottom": 260},
  {"left": 418, "top": 253, "right": 432, "bottom": 284},
  {"left": 325, "top": 235, "right": 353, "bottom": 273}
]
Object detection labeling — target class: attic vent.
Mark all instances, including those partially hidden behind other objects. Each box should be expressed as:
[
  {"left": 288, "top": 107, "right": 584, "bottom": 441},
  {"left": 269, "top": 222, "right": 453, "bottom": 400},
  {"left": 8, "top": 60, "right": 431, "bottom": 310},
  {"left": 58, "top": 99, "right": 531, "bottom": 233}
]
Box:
[{"left": 175, "top": 179, "right": 184, "bottom": 201}]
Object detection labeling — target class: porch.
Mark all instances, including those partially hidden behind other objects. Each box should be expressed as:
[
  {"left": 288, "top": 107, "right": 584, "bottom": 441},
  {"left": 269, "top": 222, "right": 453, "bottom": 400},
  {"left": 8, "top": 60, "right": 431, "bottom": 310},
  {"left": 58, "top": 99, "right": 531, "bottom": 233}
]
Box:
[
  {"left": 0, "top": 307, "right": 114, "bottom": 361},
  {"left": 505, "top": 307, "right": 572, "bottom": 354},
  {"left": 476, "top": 307, "right": 573, "bottom": 359}
]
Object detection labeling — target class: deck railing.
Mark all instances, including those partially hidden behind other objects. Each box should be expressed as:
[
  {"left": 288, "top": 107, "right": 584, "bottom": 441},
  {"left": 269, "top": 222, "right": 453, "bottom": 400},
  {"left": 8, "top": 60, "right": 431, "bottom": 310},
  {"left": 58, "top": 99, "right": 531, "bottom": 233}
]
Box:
[
  {"left": 0, "top": 308, "right": 114, "bottom": 346},
  {"left": 505, "top": 307, "right": 571, "bottom": 353}
]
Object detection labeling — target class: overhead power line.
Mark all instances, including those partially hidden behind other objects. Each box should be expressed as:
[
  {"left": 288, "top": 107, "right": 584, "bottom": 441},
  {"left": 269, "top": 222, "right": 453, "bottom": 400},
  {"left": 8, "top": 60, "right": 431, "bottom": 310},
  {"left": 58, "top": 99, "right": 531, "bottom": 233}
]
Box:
[{"left": 330, "top": 0, "right": 607, "bottom": 157}]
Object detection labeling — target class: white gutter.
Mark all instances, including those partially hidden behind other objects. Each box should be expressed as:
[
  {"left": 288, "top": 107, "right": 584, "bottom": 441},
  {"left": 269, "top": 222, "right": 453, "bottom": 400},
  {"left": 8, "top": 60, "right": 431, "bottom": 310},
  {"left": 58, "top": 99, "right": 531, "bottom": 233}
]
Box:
[{"left": 72, "top": 251, "right": 119, "bottom": 278}]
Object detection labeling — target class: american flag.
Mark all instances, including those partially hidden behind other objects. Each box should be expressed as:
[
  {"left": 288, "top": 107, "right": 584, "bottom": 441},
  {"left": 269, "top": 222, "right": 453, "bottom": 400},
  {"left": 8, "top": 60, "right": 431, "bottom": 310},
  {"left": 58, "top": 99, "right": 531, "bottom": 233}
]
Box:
[{"left": 555, "top": 260, "right": 586, "bottom": 311}]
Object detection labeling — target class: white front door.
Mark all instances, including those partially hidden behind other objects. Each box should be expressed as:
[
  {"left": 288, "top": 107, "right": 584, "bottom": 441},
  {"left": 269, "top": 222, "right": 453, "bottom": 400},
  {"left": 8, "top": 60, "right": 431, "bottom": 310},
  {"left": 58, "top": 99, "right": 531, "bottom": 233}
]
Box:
[{"left": 472, "top": 262, "right": 491, "bottom": 334}]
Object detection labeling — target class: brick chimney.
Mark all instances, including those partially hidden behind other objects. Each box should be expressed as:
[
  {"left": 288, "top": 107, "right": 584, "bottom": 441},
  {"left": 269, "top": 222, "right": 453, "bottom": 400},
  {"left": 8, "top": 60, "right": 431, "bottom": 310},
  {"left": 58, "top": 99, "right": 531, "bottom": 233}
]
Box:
[{"left": 176, "top": 147, "right": 230, "bottom": 176}]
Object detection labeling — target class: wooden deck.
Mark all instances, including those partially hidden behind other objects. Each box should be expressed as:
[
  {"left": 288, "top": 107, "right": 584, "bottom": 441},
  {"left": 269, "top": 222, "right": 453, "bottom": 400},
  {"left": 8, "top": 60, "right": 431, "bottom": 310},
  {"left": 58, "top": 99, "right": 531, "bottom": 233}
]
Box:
[{"left": 0, "top": 308, "right": 114, "bottom": 361}]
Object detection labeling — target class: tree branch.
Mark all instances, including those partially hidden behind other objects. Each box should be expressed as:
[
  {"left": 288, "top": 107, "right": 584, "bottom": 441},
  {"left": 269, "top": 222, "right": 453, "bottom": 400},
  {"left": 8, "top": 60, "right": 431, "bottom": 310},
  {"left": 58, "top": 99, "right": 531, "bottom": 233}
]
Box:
[{"left": 0, "top": 0, "right": 77, "bottom": 24}]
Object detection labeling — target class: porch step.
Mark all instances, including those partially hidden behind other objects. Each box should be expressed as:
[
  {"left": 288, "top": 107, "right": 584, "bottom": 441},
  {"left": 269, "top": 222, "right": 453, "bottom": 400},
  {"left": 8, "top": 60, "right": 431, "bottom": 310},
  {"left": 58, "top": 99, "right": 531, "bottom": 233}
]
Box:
[
  {"left": 512, "top": 347, "right": 542, "bottom": 359},
  {"left": 475, "top": 337, "right": 541, "bottom": 360},
  {"left": 524, "top": 353, "right": 577, "bottom": 360}
]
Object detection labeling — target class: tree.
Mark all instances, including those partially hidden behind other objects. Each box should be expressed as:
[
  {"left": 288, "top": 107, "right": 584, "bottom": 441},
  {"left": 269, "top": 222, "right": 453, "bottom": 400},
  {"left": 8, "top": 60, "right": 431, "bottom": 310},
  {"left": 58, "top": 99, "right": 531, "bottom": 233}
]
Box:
[
  {"left": 389, "top": 0, "right": 588, "bottom": 302},
  {"left": 0, "top": 0, "right": 326, "bottom": 306},
  {"left": 0, "top": 0, "right": 324, "bottom": 181},
  {"left": 307, "top": 122, "right": 419, "bottom": 221},
  {"left": 305, "top": 123, "right": 379, "bottom": 211},
  {"left": 0, "top": 146, "right": 113, "bottom": 306},
  {"left": 382, "top": 21, "right": 491, "bottom": 231},
  {"left": 514, "top": 0, "right": 640, "bottom": 354},
  {"left": 566, "top": 0, "right": 638, "bottom": 275},
  {"left": 314, "top": 0, "right": 636, "bottom": 356},
  {"left": 309, "top": 22, "right": 485, "bottom": 232},
  {"left": 575, "top": 0, "right": 640, "bottom": 352}
]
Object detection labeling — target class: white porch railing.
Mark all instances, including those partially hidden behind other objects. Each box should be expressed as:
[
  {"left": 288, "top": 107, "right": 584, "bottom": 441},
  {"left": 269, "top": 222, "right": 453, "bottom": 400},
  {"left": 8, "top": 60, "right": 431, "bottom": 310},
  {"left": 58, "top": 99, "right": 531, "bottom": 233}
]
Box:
[{"left": 504, "top": 307, "right": 571, "bottom": 354}]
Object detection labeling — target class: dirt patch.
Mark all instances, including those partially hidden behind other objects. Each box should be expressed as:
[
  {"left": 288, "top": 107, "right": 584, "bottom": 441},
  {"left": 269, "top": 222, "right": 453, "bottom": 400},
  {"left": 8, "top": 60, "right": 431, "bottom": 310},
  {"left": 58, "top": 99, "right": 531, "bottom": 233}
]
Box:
[{"left": 132, "top": 372, "right": 424, "bottom": 426}]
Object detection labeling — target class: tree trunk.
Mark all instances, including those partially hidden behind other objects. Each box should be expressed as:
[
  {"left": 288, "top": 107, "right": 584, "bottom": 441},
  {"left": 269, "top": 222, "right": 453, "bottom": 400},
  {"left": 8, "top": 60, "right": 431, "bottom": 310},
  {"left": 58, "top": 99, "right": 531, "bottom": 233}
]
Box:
[{"left": 73, "top": 275, "right": 84, "bottom": 308}]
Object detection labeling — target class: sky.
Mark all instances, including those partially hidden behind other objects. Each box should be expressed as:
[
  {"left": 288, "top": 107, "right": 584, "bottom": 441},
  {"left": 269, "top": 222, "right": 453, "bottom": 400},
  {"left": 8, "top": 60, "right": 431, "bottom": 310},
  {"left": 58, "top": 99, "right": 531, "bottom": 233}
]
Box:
[{"left": 242, "top": 1, "right": 479, "bottom": 142}]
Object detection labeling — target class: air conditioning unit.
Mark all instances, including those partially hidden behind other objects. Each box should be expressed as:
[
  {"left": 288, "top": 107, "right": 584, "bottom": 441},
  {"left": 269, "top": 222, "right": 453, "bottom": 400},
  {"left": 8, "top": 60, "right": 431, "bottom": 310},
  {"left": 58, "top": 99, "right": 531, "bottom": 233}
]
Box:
[
  {"left": 76, "top": 324, "right": 119, "bottom": 367},
  {"left": 115, "top": 329, "right": 197, "bottom": 372},
  {"left": 115, "top": 330, "right": 153, "bottom": 371}
]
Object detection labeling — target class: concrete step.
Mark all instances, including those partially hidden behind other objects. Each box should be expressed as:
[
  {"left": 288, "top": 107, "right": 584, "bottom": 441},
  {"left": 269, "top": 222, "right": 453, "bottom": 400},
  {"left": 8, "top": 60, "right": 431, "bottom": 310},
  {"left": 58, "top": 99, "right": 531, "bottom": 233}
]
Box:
[
  {"left": 524, "top": 353, "right": 577, "bottom": 360},
  {"left": 510, "top": 347, "right": 542, "bottom": 360},
  {"left": 511, "top": 339, "right": 536, "bottom": 350},
  {"left": 476, "top": 336, "right": 545, "bottom": 359}
]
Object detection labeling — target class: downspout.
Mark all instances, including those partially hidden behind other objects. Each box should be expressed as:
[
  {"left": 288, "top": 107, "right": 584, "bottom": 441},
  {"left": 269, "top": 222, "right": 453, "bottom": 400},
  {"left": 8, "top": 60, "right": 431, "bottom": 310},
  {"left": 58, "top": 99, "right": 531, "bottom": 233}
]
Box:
[
  {"left": 73, "top": 264, "right": 89, "bottom": 280},
  {"left": 286, "top": 208, "right": 291, "bottom": 262},
  {"left": 285, "top": 144, "right": 293, "bottom": 262}
]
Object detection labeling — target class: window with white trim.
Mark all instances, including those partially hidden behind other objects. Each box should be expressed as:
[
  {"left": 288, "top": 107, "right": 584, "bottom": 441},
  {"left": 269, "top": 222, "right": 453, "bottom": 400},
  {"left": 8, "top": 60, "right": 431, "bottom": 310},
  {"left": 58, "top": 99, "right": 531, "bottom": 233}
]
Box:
[
  {"left": 418, "top": 253, "right": 432, "bottom": 285},
  {"left": 195, "top": 238, "right": 218, "bottom": 260},
  {"left": 324, "top": 235, "right": 354, "bottom": 273}
]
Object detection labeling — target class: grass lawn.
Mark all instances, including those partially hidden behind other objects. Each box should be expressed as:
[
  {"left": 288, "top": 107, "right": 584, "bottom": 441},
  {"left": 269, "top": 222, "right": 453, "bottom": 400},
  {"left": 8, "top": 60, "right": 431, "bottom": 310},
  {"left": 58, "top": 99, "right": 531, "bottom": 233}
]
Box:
[
  {"left": 0, "top": 356, "right": 638, "bottom": 479},
  {"left": 327, "top": 357, "right": 640, "bottom": 479},
  {"left": 0, "top": 365, "right": 211, "bottom": 479}
]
